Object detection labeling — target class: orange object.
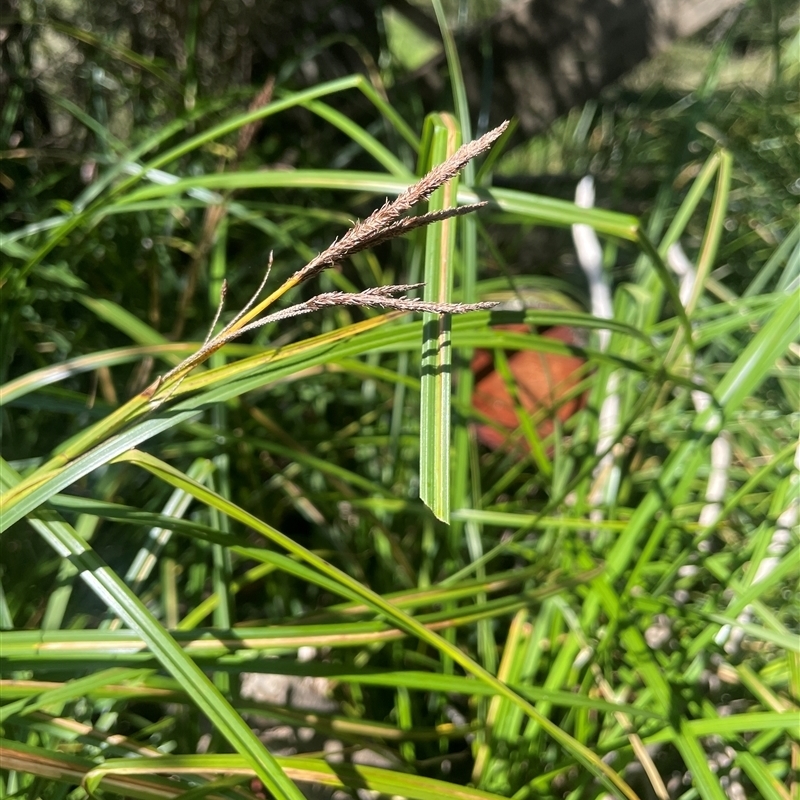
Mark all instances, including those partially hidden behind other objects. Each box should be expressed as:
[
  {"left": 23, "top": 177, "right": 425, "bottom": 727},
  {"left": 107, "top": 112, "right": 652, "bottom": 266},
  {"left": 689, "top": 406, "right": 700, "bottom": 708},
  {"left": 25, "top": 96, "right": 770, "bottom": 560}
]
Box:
[{"left": 471, "top": 325, "right": 586, "bottom": 451}]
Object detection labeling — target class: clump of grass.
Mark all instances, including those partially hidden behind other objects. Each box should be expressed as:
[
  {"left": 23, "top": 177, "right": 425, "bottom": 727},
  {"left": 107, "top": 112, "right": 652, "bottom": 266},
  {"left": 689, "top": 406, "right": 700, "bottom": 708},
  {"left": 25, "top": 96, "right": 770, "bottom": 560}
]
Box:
[{"left": 1, "top": 5, "right": 798, "bottom": 800}]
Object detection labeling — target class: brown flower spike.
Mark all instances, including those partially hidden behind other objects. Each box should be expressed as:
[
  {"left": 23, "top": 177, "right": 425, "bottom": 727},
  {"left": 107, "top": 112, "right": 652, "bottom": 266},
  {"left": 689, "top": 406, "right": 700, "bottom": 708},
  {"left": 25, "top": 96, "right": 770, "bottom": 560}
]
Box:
[{"left": 148, "top": 121, "right": 509, "bottom": 401}]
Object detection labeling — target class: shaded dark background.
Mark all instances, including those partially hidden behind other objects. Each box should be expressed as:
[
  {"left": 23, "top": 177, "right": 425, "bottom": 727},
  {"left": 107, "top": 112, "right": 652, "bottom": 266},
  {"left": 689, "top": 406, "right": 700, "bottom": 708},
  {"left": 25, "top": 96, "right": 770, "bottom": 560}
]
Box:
[{"left": 3, "top": 0, "right": 749, "bottom": 152}]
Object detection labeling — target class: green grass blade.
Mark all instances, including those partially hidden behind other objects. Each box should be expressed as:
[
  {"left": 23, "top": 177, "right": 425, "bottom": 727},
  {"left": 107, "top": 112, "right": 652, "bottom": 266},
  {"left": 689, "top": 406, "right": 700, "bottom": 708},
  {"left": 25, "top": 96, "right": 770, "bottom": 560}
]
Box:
[
  {"left": 430, "top": 0, "right": 471, "bottom": 140},
  {"left": 715, "top": 287, "right": 800, "bottom": 412},
  {"left": 303, "top": 98, "right": 413, "bottom": 177},
  {"left": 17, "top": 74, "right": 415, "bottom": 276},
  {"left": 113, "top": 170, "right": 641, "bottom": 239},
  {"left": 419, "top": 113, "right": 461, "bottom": 523},
  {"left": 0, "top": 344, "right": 193, "bottom": 406},
  {"left": 672, "top": 721, "right": 729, "bottom": 800},
  {"left": 690, "top": 149, "right": 733, "bottom": 312},
  {"left": 0, "top": 667, "right": 146, "bottom": 723},
  {"left": 121, "top": 450, "right": 641, "bottom": 799},
  {"left": 736, "top": 750, "right": 792, "bottom": 800},
  {"left": 0, "top": 465, "right": 306, "bottom": 800},
  {"left": 77, "top": 295, "right": 173, "bottom": 348},
  {"left": 658, "top": 150, "right": 723, "bottom": 256},
  {"left": 744, "top": 221, "right": 799, "bottom": 297}
]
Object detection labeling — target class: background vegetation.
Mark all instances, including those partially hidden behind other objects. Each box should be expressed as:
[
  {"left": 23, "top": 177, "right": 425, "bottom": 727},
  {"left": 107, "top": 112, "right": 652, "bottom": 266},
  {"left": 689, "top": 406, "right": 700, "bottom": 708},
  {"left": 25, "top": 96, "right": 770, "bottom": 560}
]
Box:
[{"left": 1, "top": 1, "right": 798, "bottom": 799}]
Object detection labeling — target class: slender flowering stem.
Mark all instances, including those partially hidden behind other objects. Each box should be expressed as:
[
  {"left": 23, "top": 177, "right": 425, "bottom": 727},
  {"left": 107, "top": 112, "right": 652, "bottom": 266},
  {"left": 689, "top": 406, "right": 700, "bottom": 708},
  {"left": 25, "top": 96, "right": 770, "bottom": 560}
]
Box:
[{"left": 148, "top": 122, "right": 509, "bottom": 402}]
